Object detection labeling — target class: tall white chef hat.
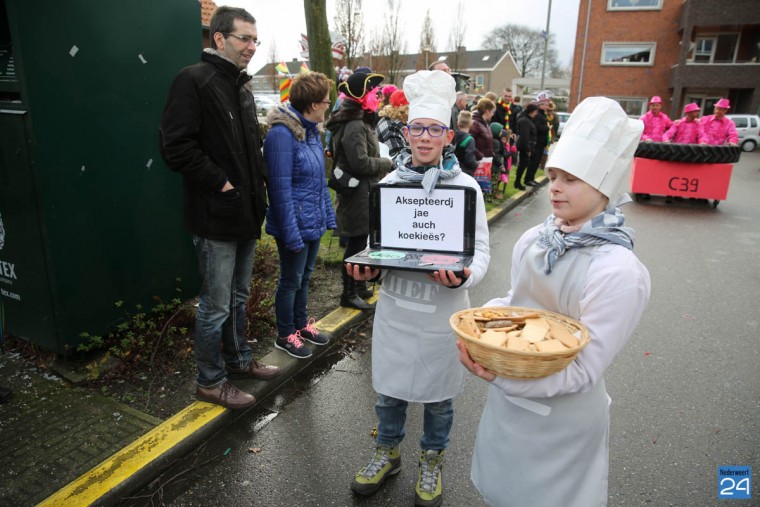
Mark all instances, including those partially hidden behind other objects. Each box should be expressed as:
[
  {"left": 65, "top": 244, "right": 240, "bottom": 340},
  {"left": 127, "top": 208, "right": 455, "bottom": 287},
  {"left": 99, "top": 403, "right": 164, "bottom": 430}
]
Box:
[
  {"left": 403, "top": 70, "right": 457, "bottom": 126},
  {"left": 545, "top": 97, "right": 643, "bottom": 198}
]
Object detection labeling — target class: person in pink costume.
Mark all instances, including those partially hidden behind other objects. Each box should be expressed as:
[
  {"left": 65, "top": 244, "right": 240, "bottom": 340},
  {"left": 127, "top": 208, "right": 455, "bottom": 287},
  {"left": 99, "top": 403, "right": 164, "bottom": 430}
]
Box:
[
  {"left": 699, "top": 98, "right": 738, "bottom": 146},
  {"left": 663, "top": 103, "right": 702, "bottom": 144},
  {"left": 640, "top": 96, "right": 673, "bottom": 142}
]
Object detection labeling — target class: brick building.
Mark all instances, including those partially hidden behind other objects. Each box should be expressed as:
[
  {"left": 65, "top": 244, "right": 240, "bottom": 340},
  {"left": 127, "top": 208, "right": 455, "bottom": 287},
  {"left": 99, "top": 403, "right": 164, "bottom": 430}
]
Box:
[{"left": 570, "top": 0, "right": 760, "bottom": 117}]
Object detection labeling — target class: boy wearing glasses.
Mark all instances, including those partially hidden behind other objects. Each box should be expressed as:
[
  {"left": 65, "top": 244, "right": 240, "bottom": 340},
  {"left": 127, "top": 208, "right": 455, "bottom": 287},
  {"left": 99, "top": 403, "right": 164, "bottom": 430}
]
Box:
[
  {"left": 160, "top": 6, "right": 280, "bottom": 410},
  {"left": 346, "top": 70, "right": 490, "bottom": 507}
]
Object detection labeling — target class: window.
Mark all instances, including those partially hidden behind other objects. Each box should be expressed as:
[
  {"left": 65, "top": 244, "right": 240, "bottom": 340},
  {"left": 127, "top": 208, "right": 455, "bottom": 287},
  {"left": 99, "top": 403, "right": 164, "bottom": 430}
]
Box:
[
  {"left": 610, "top": 97, "right": 647, "bottom": 117},
  {"left": 602, "top": 43, "right": 655, "bottom": 65},
  {"left": 475, "top": 75, "right": 484, "bottom": 88},
  {"left": 608, "top": 0, "right": 662, "bottom": 10},
  {"left": 690, "top": 34, "right": 739, "bottom": 63},
  {"left": 693, "top": 38, "right": 715, "bottom": 63},
  {"left": 732, "top": 117, "right": 748, "bottom": 128}
]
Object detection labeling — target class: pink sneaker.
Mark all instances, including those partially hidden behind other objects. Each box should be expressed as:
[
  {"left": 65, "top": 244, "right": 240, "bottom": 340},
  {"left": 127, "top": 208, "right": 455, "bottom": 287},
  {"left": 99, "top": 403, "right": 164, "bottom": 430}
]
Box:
[
  {"left": 274, "top": 330, "right": 312, "bottom": 359},
  {"left": 299, "top": 318, "right": 330, "bottom": 346}
]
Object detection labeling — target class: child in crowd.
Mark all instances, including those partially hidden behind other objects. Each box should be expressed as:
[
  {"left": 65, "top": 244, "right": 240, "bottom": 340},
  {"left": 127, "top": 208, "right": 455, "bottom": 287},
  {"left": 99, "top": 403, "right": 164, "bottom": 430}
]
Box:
[
  {"left": 347, "top": 70, "right": 490, "bottom": 507},
  {"left": 459, "top": 97, "right": 651, "bottom": 507},
  {"left": 490, "top": 122, "right": 509, "bottom": 199},
  {"left": 454, "top": 110, "right": 478, "bottom": 176}
]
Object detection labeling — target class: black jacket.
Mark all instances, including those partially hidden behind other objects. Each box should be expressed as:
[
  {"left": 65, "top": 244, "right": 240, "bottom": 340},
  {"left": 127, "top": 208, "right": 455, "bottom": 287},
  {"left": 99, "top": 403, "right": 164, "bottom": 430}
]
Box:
[
  {"left": 533, "top": 109, "right": 550, "bottom": 148},
  {"left": 516, "top": 114, "right": 537, "bottom": 152},
  {"left": 159, "top": 51, "right": 268, "bottom": 241},
  {"left": 454, "top": 130, "right": 478, "bottom": 176}
]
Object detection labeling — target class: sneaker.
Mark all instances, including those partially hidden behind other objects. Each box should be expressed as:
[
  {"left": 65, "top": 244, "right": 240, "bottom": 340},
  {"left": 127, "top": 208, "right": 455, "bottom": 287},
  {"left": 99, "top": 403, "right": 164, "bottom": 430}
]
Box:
[
  {"left": 415, "top": 450, "right": 444, "bottom": 507},
  {"left": 299, "top": 318, "right": 330, "bottom": 346},
  {"left": 351, "top": 446, "right": 401, "bottom": 496},
  {"left": 274, "top": 331, "right": 312, "bottom": 359}
]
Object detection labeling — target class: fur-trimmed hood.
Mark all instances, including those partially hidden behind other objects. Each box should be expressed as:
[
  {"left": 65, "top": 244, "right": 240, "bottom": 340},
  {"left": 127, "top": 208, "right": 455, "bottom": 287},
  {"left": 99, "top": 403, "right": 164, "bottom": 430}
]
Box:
[{"left": 266, "top": 105, "right": 323, "bottom": 142}]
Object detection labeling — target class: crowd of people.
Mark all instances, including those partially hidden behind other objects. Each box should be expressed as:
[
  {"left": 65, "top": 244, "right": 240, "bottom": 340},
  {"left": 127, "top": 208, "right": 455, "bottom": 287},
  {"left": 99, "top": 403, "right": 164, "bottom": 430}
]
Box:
[{"left": 160, "top": 6, "right": 656, "bottom": 506}]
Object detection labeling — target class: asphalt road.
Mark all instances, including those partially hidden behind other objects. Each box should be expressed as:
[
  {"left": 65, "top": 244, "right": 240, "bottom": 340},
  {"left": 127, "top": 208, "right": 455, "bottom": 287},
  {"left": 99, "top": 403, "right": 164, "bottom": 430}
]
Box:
[{"left": 135, "top": 151, "right": 759, "bottom": 507}]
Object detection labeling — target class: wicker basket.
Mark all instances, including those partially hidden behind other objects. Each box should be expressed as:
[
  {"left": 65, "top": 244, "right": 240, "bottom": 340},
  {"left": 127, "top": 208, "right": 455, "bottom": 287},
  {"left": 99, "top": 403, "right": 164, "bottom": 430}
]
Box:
[{"left": 450, "top": 306, "right": 590, "bottom": 379}]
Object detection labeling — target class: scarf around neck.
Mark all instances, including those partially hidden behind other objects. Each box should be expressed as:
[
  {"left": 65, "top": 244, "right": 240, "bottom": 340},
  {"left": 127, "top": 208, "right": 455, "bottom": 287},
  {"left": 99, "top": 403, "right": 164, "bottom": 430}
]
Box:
[
  {"left": 537, "top": 202, "right": 635, "bottom": 274},
  {"left": 393, "top": 146, "right": 461, "bottom": 193}
]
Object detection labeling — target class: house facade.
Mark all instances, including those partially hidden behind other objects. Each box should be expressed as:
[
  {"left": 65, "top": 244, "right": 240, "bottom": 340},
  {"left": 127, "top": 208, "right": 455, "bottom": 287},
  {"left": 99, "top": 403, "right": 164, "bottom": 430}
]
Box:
[
  {"left": 250, "top": 46, "right": 522, "bottom": 99},
  {"left": 570, "top": 0, "right": 760, "bottom": 116}
]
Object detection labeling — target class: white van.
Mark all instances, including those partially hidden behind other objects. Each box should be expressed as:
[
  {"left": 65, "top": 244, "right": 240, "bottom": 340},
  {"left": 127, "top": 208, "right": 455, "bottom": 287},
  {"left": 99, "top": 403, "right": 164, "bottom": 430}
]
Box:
[{"left": 726, "top": 114, "right": 760, "bottom": 152}]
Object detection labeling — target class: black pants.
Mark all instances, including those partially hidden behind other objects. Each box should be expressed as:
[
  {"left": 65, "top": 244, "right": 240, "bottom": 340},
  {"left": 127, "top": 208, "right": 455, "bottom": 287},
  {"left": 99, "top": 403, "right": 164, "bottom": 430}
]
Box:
[
  {"left": 525, "top": 143, "right": 547, "bottom": 183},
  {"left": 515, "top": 147, "right": 532, "bottom": 186},
  {"left": 342, "top": 235, "right": 368, "bottom": 287}
]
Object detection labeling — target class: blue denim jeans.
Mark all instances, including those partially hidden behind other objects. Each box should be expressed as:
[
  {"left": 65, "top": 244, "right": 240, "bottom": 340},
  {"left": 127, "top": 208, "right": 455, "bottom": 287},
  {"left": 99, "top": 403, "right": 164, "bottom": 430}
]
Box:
[
  {"left": 374, "top": 394, "right": 454, "bottom": 451},
  {"left": 274, "top": 238, "right": 320, "bottom": 337},
  {"left": 192, "top": 236, "right": 256, "bottom": 388}
]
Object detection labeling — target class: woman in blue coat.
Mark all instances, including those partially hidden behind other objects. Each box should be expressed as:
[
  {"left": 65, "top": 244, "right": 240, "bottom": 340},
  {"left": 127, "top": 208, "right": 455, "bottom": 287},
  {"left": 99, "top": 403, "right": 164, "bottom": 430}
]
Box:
[{"left": 263, "top": 72, "right": 337, "bottom": 360}]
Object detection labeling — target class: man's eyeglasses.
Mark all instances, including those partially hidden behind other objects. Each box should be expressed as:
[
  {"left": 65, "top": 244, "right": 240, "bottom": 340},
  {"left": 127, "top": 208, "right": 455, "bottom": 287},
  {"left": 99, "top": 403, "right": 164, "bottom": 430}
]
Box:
[
  {"left": 406, "top": 124, "right": 448, "bottom": 137},
  {"left": 223, "top": 33, "right": 261, "bottom": 47}
]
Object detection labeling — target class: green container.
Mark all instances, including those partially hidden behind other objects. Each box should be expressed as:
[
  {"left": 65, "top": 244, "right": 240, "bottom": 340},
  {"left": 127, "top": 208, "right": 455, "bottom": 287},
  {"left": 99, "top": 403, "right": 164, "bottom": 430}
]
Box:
[{"left": 0, "top": 0, "right": 202, "bottom": 353}]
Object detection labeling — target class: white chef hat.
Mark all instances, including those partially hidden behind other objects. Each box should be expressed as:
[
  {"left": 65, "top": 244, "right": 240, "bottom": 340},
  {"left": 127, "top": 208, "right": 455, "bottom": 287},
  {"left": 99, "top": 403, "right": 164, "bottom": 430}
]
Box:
[
  {"left": 403, "top": 70, "right": 456, "bottom": 126},
  {"left": 546, "top": 97, "right": 643, "bottom": 198}
]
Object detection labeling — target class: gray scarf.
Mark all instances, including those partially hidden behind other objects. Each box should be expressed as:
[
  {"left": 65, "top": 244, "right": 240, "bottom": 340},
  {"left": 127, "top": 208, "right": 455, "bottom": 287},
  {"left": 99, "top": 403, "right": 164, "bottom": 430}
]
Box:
[
  {"left": 537, "top": 200, "right": 635, "bottom": 274},
  {"left": 393, "top": 146, "right": 462, "bottom": 193}
]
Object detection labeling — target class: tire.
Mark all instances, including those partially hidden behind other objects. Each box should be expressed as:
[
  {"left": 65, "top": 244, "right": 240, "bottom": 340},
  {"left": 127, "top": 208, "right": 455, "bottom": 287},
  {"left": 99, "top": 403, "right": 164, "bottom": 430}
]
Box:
[
  {"left": 741, "top": 139, "right": 757, "bottom": 152},
  {"left": 634, "top": 142, "right": 741, "bottom": 164}
]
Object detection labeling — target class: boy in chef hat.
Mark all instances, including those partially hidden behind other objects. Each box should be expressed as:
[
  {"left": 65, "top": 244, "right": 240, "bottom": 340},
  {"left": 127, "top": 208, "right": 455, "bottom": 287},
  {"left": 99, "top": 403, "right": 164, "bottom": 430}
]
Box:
[
  {"left": 347, "top": 70, "right": 490, "bottom": 506},
  {"left": 458, "top": 96, "right": 651, "bottom": 507}
]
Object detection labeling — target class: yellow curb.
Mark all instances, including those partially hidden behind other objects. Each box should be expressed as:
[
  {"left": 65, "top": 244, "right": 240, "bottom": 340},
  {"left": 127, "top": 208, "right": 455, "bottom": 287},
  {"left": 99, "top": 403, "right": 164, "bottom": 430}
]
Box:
[{"left": 37, "top": 402, "right": 225, "bottom": 507}]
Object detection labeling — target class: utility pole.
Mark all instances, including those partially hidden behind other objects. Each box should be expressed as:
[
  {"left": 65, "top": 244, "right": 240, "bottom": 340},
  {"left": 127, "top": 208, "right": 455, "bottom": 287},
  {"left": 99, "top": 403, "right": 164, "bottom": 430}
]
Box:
[{"left": 540, "top": 0, "right": 553, "bottom": 91}]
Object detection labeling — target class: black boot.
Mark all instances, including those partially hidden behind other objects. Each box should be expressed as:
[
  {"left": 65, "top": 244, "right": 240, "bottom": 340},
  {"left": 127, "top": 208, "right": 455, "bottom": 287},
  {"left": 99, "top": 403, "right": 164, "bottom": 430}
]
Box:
[
  {"left": 355, "top": 280, "right": 374, "bottom": 299},
  {"left": 340, "top": 279, "right": 375, "bottom": 310}
]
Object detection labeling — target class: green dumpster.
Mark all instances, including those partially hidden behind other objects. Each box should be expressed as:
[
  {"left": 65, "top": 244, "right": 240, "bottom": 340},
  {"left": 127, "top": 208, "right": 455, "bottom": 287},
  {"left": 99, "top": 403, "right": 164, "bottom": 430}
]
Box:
[{"left": 0, "top": 0, "right": 202, "bottom": 353}]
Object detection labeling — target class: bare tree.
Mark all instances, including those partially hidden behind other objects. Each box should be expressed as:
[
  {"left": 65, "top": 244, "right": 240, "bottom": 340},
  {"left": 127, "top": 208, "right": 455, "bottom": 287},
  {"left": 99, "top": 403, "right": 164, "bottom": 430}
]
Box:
[
  {"left": 268, "top": 40, "right": 279, "bottom": 94},
  {"left": 334, "top": 0, "right": 364, "bottom": 71},
  {"left": 419, "top": 9, "right": 435, "bottom": 52},
  {"left": 447, "top": 1, "right": 466, "bottom": 71},
  {"left": 380, "top": 0, "right": 406, "bottom": 84},
  {"left": 417, "top": 9, "right": 436, "bottom": 70},
  {"left": 482, "top": 24, "right": 559, "bottom": 78},
  {"left": 303, "top": 0, "right": 337, "bottom": 83}
]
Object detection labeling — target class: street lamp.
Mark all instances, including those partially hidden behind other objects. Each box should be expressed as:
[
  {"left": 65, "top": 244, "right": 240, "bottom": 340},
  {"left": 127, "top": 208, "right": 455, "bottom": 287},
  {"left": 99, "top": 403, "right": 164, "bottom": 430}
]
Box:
[
  {"left": 422, "top": 45, "right": 432, "bottom": 69},
  {"left": 540, "top": 0, "right": 553, "bottom": 91}
]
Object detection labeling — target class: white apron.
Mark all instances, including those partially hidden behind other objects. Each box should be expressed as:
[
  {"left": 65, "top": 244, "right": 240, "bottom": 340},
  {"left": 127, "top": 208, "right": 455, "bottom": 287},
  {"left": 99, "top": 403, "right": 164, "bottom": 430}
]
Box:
[
  {"left": 471, "top": 242, "right": 610, "bottom": 507},
  {"left": 371, "top": 269, "right": 469, "bottom": 403}
]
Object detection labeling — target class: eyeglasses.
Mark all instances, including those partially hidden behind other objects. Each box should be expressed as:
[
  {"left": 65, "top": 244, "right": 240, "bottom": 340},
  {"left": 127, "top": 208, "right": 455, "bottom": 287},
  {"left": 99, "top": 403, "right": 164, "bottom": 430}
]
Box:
[
  {"left": 222, "top": 33, "right": 261, "bottom": 47},
  {"left": 406, "top": 124, "right": 448, "bottom": 137}
]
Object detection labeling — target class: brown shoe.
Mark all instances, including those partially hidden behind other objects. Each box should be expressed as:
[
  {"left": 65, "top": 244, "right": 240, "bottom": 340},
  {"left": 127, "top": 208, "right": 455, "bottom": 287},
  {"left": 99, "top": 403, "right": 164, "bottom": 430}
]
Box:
[
  {"left": 227, "top": 358, "right": 282, "bottom": 380},
  {"left": 196, "top": 381, "right": 256, "bottom": 409}
]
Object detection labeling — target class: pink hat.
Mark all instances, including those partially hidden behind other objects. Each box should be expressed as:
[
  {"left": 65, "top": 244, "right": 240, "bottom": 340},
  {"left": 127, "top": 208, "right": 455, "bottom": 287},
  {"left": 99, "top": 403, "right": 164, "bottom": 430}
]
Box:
[
  {"left": 714, "top": 98, "right": 731, "bottom": 109},
  {"left": 649, "top": 96, "right": 662, "bottom": 104},
  {"left": 382, "top": 85, "right": 398, "bottom": 96},
  {"left": 683, "top": 103, "right": 700, "bottom": 114}
]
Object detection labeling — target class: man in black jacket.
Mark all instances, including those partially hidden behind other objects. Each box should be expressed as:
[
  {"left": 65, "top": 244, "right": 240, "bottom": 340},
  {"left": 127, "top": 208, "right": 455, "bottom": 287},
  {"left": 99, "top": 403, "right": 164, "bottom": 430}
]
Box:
[{"left": 159, "top": 6, "right": 280, "bottom": 410}]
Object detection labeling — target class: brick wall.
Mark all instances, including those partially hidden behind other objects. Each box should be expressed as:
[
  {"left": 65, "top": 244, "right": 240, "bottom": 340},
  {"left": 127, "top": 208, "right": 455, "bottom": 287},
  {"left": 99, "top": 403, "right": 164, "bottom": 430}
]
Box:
[{"left": 571, "top": 0, "right": 682, "bottom": 115}]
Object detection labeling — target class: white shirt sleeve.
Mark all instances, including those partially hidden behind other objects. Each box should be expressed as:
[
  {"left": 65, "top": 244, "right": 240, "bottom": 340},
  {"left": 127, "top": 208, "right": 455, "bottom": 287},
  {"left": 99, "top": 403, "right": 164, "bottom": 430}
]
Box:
[{"left": 490, "top": 244, "right": 651, "bottom": 399}]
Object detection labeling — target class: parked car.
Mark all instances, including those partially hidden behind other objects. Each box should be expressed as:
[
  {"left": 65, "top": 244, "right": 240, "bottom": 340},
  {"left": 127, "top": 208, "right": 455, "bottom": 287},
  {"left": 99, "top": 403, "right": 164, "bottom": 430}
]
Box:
[
  {"left": 726, "top": 114, "right": 760, "bottom": 152},
  {"left": 556, "top": 112, "right": 570, "bottom": 137},
  {"left": 254, "top": 94, "right": 279, "bottom": 117}
]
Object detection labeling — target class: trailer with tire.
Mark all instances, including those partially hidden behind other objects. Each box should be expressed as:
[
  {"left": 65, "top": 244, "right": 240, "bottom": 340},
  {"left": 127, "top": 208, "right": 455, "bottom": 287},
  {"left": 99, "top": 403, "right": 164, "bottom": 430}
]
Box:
[{"left": 630, "top": 143, "right": 741, "bottom": 208}]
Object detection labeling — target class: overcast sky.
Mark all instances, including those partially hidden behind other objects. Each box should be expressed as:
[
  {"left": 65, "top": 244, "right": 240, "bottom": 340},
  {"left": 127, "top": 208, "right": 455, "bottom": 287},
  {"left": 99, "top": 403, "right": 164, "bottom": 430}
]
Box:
[{"left": 221, "top": 0, "right": 582, "bottom": 74}]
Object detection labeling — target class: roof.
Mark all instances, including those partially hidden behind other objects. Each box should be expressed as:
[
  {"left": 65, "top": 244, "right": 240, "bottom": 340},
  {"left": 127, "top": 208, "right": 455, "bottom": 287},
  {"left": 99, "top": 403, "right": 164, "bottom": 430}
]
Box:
[
  {"left": 253, "top": 47, "right": 517, "bottom": 77},
  {"left": 201, "top": 0, "right": 217, "bottom": 27}
]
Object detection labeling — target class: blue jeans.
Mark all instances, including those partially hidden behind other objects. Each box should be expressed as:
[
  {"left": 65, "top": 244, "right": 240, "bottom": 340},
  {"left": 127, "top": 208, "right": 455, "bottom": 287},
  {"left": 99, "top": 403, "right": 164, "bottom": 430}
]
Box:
[
  {"left": 192, "top": 236, "right": 256, "bottom": 388},
  {"left": 375, "top": 394, "right": 454, "bottom": 451},
  {"left": 274, "top": 239, "right": 320, "bottom": 337}
]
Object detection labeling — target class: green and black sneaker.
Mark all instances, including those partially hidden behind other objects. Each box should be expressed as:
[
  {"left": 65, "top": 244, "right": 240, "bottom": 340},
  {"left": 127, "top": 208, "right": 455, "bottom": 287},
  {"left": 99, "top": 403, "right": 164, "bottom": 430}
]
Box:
[
  {"left": 351, "top": 445, "right": 401, "bottom": 496},
  {"left": 415, "top": 449, "right": 444, "bottom": 507}
]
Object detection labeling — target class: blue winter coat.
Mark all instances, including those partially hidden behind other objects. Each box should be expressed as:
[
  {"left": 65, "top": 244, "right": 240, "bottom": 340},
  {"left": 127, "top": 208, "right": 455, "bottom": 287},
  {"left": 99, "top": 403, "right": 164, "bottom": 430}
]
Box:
[{"left": 264, "top": 105, "right": 337, "bottom": 252}]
